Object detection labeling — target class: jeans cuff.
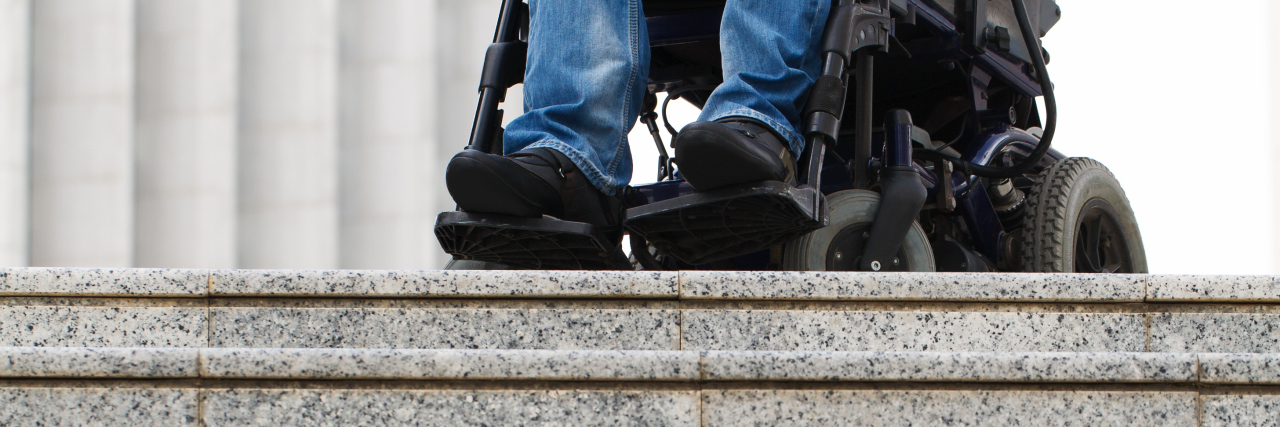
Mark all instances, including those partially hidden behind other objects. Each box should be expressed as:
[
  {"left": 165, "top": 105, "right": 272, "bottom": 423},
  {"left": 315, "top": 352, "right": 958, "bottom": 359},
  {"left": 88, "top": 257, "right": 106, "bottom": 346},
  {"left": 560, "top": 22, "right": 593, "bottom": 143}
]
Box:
[
  {"left": 524, "top": 140, "right": 622, "bottom": 196},
  {"left": 700, "top": 108, "right": 805, "bottom": 157}
]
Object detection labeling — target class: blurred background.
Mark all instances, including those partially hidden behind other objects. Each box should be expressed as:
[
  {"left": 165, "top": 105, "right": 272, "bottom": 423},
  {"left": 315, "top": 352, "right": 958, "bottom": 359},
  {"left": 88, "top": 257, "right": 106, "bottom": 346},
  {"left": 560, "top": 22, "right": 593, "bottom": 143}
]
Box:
[{"left": 0, "top": 0, "right": 1274, "bottom": 273}]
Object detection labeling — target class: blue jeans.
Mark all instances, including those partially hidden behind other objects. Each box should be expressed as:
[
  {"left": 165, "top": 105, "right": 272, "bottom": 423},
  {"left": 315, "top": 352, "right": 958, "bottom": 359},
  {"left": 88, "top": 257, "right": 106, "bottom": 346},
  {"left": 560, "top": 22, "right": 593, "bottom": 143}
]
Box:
[{"left": 504, "top": 0, "right": 832, "bottom": 195}]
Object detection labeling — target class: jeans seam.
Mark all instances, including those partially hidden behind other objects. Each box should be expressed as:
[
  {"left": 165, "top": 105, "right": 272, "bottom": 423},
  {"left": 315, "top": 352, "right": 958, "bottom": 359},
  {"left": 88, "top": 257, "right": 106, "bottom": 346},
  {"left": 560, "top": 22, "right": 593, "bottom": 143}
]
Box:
[
  {"left": 525, "top": 140, "right": 620, "bottom": 195},
  {"left": 606, "top": 0, "right": 641, "bottom": 182}
]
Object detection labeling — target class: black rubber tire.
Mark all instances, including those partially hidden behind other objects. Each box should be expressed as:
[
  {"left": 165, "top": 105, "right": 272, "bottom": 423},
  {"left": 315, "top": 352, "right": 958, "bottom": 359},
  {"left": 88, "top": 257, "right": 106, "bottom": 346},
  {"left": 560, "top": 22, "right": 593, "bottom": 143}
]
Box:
[
  {"left": 1019, "top": 157, "right": 1147, "bottom": 273},
  {"left": 443, "top": 258, "right": 512, "bottom": 270},
  {"left": 782, "top": 190, "right": 935, "bottom": 271}
]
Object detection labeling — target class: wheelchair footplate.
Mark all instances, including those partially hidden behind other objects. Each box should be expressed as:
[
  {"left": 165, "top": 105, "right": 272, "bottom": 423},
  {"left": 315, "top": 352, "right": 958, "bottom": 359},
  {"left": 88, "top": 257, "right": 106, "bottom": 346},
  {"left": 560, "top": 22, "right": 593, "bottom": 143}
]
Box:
[
  {"left": 624, "top": 181, "right": 828, "bottom": 265},
  {"left": 434, "top": 211, "right": 631, "bottom": 270}
]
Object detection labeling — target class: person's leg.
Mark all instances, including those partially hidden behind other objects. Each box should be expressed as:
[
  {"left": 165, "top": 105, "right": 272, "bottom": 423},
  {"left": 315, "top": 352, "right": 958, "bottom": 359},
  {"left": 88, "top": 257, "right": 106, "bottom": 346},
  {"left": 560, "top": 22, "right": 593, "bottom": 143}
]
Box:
[
  {"left": 503, "top": 0, "right": 649, "bottom": 195},
  {"left": 699, "top": 0, "right": 831, "bottom": 157}
]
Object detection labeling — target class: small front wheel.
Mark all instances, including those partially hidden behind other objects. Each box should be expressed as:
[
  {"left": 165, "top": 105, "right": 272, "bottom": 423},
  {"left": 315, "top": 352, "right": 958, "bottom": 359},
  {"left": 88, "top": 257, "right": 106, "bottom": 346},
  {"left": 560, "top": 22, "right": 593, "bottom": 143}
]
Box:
[
  {"left": 782, "top": 190, "right": 935, "bottom": 271},
  {"left": 1018, "top": 157, "right": 1147, "bottom": 273}
]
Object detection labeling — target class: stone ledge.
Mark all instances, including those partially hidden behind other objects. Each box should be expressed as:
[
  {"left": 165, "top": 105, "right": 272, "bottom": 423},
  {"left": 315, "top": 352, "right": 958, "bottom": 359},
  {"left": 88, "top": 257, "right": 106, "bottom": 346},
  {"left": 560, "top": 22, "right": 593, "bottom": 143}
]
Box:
[
  {"left": 0, "top": 347, "right": 197, "bottom": 378},
  {"left": 680, "top": 272, "right": 1147, "bottom": 302},
  {"left": 1199, "top": 353, "right": 1280, "bottom": 384},
  {"left": 701, "top": 351, "right": 1197, "bottom": 382},
  {"left": 2, "top": 269, "right": 1279, "bottom": 305},
  {"left": 1147, "top": 275, "right": 1280, "bottom": 302},
  {"left": 0, "top": 268, "right": 207, "bottom": 297},
  {"left": 0, "top": 347, "right": 1251, "bottom": 384},
  {"left": 210, "top": 270, "right": 678, "bottom": 298}
]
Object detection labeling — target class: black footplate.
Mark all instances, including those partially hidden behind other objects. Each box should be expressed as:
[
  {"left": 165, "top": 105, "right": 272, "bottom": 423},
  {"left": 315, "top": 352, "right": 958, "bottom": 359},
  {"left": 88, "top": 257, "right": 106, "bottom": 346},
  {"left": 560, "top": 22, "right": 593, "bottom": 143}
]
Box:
[
  {"left": 624, "top": 181, "right": 828, "bottom": 265},
  {"left": 435, "top": 212, "right": 630, "bottom": 270}
]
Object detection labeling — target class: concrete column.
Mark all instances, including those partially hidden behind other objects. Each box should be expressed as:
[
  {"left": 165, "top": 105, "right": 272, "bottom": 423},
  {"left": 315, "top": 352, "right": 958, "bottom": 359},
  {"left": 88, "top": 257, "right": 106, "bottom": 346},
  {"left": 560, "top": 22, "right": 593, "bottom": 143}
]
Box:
[
  {"left": 1274, "top": 2, "right": 1280, "bottom": 274},
  {"left": 238, "top": 0, "right": 339, "bottom": 269},
  {"left": 432, "top": 0, "right": 508, "bottom": 267},
  {"left": 135, "top": 0, "right": 237, "bottom": 268},
  {"left": 0, "top": 0, "right": 28, "bottom": 267},
  {"left": 338, "top": 0, "right": 441, "bottom": 269},
  {"left": 30, "top": 0, "right": 134, "bottom": 267}
]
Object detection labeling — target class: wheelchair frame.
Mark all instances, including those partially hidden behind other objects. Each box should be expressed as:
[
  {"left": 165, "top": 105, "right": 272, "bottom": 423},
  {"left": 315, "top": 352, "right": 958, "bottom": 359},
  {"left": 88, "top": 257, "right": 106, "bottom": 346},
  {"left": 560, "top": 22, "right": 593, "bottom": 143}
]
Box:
[{"left": 449, "top": 0, "right": 1064, "bottom": 272}]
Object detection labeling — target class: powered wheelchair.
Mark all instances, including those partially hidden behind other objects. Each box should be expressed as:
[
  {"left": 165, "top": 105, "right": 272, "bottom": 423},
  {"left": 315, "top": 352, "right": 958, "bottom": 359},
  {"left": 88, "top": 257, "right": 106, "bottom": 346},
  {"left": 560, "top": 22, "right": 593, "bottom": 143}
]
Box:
[{"left": 436, "top": 0, "right": 1148, "bottom": 273}]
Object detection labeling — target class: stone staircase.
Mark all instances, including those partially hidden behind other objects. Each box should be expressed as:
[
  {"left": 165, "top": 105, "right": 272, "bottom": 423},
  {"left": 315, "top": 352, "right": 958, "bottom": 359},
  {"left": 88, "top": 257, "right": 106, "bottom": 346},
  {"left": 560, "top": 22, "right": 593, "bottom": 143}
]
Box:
[{"left": 1, "top": 268, "right": 1279, "bottom": 425}]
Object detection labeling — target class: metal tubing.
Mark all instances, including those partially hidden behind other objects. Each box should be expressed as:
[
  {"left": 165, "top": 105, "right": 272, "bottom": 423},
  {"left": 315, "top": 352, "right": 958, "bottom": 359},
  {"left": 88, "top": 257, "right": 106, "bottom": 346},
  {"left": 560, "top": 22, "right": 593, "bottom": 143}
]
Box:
[
  {"left": 852, "top": 51, "right": 874, "bottom": 189},
  {"left": 466, "top": 0, "right": 521, "bottom": 153}
]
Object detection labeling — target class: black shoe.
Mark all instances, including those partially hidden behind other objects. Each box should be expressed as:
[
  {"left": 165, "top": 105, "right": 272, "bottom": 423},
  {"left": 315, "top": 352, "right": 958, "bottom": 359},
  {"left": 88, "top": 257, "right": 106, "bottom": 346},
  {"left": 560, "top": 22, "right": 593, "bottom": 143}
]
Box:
[
  {"left": 673, "top": 118, "right": 796, "bottom": 191},
  {"left": 444, "top": 148, "right": 621, "bottom": 229}
]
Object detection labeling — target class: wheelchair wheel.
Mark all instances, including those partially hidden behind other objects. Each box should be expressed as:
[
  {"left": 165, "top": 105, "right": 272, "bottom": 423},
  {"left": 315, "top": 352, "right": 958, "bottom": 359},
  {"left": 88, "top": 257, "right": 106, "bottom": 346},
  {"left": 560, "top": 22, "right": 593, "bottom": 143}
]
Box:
[
  {"left": 443, "top": 258, "right": 512, "bottom": 270},
  {"left": 783, "top": 190, "right": 935, "bottom": 271},
  {"left": 1019, "top": 157, "right": 1147, "bottom": 273}
]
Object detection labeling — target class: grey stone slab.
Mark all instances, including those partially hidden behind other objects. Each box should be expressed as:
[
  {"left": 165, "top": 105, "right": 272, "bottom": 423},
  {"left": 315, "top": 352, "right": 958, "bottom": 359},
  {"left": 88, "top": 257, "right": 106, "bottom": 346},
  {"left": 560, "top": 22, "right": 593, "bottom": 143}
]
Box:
[
  {"left": 701, "top": 390, "right": 1198, "bottom": 426},
  {"left": 0, "top": 387, "right": 198, "bottom": 426},
  {"left": 1147, "top": 275, "right": 1280, "bottom": 302},
  {"left": 201, "top": 389, "right": 698, "bottom": 426},
  {"left": 682, "top": 310, "right": 1147, "bottom": 352},
  {"left": 680, "top": 271, "right": 1145, "bottom": 302},
  {"left": 1200, "top": 353, "right": 1280, "bottom": 384},
  {"left": 0, "top": 306, "right": 207, "bottom": 348},
  {"left": 210, "top": 307, "right": 679, "bottom": 350},
  {"left": 701, "top": 351, "right": 1196, "bottom": 382},
  {"left": 0, "top": 347, "right": 198, "bottom": 378},
  {"left": 200, "top": 348, "right": 698, "bottom": 381},
  {"left": 1202, "top": 395, "right": 1280, "bottom": 427},
  {"left": 212, "top": 269, "right": 678, "bottom": 298},
  {"left": 1150, "top": 313, "right": 1280, "bottom": 353},
  {"left": 0, "top": 268, "right": 207, "bottom": 296}
]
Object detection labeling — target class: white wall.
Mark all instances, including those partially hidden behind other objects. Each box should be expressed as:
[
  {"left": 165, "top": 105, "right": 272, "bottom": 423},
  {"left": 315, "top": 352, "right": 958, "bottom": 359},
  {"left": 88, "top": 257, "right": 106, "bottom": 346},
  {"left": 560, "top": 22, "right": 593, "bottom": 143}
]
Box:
[
  {"left": 1044, "top": 0, "right": 1273, "bottom": 274},
  {"left": 0, "top": 0, "right": 28, "bottom": 267},
  {"left": 237, "top": 0, "right": 339, "bottom": 269},
  {"left": 135, "top": 0, "right": 237, "bottom": 268},
  {"left": 338, "top": 0, "right": 442, "bottom": 269},
  {"left": 30, "top": 0, "right": 135, "bottom": 267}
]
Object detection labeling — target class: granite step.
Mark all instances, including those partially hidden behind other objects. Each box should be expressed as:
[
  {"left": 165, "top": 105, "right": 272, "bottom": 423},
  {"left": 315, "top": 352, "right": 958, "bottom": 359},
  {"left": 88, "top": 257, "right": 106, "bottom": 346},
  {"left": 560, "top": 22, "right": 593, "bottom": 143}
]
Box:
[
  {"left": 3, "top": 269, "right": 1280, "bottom": 425},
  {"left": 2, "top": 347, "right": 1280, "bottom": 425},
  {"left": 2, "top": 269, "right": 1280, "bottom": 354}
]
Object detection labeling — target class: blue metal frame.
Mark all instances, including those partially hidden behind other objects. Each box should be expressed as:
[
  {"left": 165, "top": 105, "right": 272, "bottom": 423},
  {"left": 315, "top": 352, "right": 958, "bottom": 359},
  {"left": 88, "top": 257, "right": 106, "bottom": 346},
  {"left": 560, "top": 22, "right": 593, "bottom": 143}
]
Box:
[{"left": 628, "top": 0, "right": 1060, "bottom": 268}]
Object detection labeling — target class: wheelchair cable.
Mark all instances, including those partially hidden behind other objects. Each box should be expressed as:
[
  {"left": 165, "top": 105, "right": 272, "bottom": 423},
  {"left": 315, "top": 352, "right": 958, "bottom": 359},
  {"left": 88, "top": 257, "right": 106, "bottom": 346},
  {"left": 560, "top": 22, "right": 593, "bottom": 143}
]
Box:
[{"left": 916, "top": 0, "right": 1057, "bottom": 179}]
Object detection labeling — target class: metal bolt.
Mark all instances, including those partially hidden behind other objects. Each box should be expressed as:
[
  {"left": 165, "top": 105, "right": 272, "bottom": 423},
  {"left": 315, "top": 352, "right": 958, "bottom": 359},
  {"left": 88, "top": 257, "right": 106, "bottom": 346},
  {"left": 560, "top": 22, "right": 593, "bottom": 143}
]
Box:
[
  {"left": 862, "top": 232, "right": 870, "bottom": 239},
  {"left": 870, "top": 260, "right": 882, "bottom": 271},
  {"left": 893, "top": 257, "right": 900, "bottom": 266},
  {"left": 834, "top": 252, "right": 844, "bottom": 261}
]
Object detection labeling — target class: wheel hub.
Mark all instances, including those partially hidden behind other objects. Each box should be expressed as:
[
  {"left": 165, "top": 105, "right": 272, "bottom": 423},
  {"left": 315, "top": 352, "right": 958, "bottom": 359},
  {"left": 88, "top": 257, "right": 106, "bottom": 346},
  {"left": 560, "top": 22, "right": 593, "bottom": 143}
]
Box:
[
  {"left": 825, "top": 224, "right": 910, "bottom": 271},
  {"left": 1073, "top": 198, "right": 1134, "bottom": 273}
]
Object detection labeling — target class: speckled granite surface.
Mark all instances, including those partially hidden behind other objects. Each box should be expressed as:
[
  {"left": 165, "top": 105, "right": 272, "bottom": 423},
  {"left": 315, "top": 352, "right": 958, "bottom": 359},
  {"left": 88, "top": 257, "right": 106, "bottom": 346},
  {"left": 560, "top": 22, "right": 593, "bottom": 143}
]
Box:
[
  {"left": 701, "top": 351, "right": 1196, "bottom": 382},
  {"left": 200, "top": 348, "right": 698, "bottom": 380},
  {"left": 201, "top": 389, "right": 699, "bottom": 426},
  {"left": 682, "top": 310, "right": 1147, "bottom": 352},
  {"left": 0, "top": 388, "right": 198, "bottom": 426},
  {"left": 1199, "top": 353, "right": 1280, "bottom": 384},
  {"left": 0, "top": 347, "right": 197, "bottom": 378},
  {"left": 680, "top": 272, "right": 1146, "bottom": 302},
  {"left": 212, "top": 270, "right": 678, "bottom": 298},
  {"left": 0, "top": 306, "right": 207, "bottom": 347},
  {"left": 0, "top": 268, "right": 207, "bottom": 297},
  {"left": 1150, "top": 313, "right": 1280, "bottom": 353},
  {"left": 1148, "top": 275, "right": 1280, "bottom": 302},
  {"left": 1201, "top": 395, "right": 1280, "bottom": 427},
  {"left": 701, "top": 390, "right": 1198, "bottom": 426},
  {"left": 210, "top": 307, "right": 680, "bottom": 350}
]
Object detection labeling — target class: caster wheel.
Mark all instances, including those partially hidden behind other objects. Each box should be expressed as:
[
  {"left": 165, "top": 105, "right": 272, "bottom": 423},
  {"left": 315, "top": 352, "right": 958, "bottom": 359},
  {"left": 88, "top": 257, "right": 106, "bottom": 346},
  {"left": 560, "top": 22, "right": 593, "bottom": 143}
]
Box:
[
  {"left": 444, "top": 258, "right": 512, "bottom": 270},
  {"left": 1019, "top": 157, "right": 1147, "bottom": 273},
  {"left": 783, "top": 190, "right": 935, "bottom": 271}
]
